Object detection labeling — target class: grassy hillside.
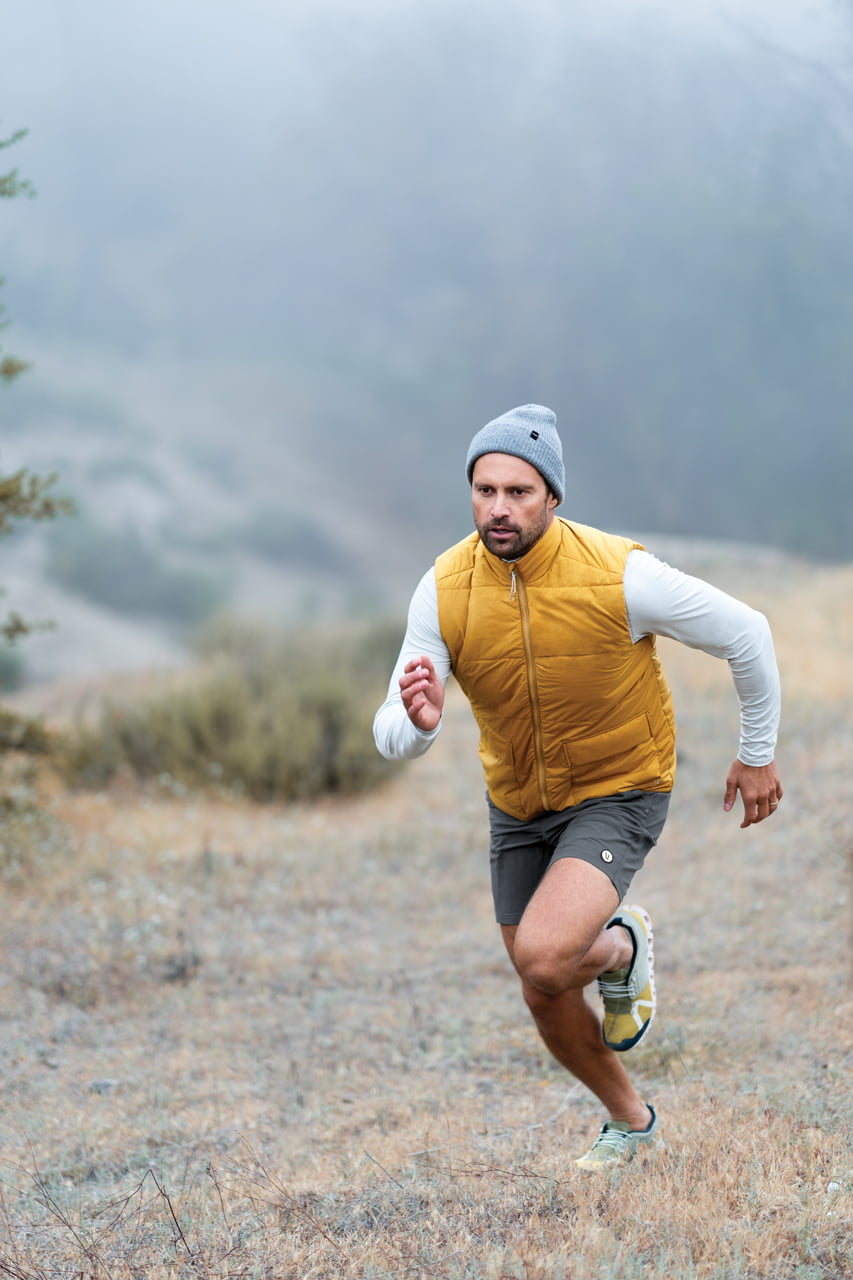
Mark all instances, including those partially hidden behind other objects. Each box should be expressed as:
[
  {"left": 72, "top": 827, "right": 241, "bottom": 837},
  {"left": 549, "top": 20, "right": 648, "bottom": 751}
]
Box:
[{"left": 0, "top": 558, "right": 850, "bottom": 1277}]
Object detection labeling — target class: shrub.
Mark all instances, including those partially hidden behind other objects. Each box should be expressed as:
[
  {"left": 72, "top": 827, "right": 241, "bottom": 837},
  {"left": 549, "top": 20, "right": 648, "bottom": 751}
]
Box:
[
  {"left": 57, "top": 619, "right": 404, "bottom": 802},
  {"left": 0, "top": 706, "right": 50, "bottom": 753},
  {"left": 0, "top": 755, "right": 75, "bottom": 883}
]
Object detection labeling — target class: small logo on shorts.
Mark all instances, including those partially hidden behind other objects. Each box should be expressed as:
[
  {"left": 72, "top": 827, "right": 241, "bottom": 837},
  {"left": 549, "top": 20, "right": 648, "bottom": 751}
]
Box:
[{"left": 601, "top": 849, "right": 614, "bottom": 864}]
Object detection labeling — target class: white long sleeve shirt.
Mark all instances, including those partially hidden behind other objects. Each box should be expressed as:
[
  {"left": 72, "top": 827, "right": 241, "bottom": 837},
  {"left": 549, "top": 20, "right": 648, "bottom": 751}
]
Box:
[{"left": 373, "top": 548, "right": 781, "bottom": 769}]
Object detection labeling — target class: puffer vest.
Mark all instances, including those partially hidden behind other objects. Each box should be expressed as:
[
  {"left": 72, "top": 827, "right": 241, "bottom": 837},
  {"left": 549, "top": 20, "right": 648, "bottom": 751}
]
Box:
[{"left": 435, "top": 517, "right": 676, "bottom": 820}]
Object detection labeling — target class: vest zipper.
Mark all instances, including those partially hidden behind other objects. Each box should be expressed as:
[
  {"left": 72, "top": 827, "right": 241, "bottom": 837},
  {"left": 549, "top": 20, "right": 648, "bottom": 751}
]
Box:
[
  {"left": 513, "top": 570, "right": 550, "bottom": 812},
  {"left": 509, "top": 567, "right": 517, "bottom": 601}
]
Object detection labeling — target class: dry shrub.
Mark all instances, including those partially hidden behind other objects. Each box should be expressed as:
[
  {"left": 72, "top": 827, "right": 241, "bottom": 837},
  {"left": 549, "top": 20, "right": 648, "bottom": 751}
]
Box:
[
  {"left": 0, "top": 754, "right": 75, "bottom": 884},
  {"left": 55, "top": 618, "right": 402, "bottom": 802}
]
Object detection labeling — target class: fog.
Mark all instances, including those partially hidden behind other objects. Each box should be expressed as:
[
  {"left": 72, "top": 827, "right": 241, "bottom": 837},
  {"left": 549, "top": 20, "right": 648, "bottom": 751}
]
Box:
[{"left": 3, "top": 0, "right": 853, "bottom": 671}]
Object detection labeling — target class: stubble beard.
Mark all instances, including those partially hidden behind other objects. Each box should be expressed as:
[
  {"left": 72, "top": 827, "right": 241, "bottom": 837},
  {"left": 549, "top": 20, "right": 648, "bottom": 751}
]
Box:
[{"left": 476, "top": 502, "right": 552, "bottom": 560}]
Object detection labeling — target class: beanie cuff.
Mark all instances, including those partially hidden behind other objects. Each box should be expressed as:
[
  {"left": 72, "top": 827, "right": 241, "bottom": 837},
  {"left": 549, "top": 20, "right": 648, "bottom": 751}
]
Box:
[{"left": 465, "top": 404, "right": 564, "bottom": 503}]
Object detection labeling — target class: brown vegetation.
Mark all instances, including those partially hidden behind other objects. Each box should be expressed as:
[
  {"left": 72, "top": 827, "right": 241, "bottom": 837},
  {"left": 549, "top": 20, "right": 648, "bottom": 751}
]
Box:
[{"left": 0, "top": 560, "right": 850, "bottom": 1277}]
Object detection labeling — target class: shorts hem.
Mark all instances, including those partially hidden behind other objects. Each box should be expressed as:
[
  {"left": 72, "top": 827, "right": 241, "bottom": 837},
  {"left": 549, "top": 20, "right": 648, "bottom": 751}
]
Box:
[{"left": 488, "top": 790, "right": 670, "bottom": 926}]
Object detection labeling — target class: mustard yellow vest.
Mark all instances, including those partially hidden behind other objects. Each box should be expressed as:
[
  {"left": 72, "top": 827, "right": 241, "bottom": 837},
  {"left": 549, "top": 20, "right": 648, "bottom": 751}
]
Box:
[{"left": 435, "top": 517, "right": 676, "bottom": 820}]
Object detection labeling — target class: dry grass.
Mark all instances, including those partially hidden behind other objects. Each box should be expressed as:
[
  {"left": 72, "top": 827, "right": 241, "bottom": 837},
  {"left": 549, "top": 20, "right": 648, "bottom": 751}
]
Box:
[{"left": 0, "top": 558, "right": 850, "bottom": 1278}]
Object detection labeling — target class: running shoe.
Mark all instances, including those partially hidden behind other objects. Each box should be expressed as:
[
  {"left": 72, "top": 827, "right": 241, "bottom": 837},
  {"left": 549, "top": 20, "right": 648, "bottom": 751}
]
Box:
[
  {"left": 574, "top": 1104, "right": 660, "bottom": 1171},
  {"left": 598, "top": 903, "right": 656, "bottom": 1052}
]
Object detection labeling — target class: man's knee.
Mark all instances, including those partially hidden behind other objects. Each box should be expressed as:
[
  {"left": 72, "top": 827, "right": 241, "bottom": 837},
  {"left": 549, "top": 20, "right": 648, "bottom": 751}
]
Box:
[
  {"left": 521, "top": 974, "right": 563, "bottom": 1018},
  {"left": 514, "top": 939, "right": 579, "bottom": 997}
]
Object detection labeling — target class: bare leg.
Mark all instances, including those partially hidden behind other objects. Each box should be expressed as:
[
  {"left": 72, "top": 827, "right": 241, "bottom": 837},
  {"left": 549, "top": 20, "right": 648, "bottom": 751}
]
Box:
[{"left": 502, "top": 856, "right": 652, "bottom": 1129}]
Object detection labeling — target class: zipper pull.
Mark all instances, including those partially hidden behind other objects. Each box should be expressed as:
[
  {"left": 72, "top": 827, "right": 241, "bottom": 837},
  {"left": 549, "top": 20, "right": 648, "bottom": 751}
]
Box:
[{"left": 510, "top": 567, "right": 517, "bottom": 601}]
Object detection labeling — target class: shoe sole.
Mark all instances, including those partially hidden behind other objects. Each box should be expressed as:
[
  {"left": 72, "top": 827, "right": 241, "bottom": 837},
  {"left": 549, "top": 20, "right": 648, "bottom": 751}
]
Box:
[{"left": 604, "top": 903, "right": 656, "bottom": 1052}]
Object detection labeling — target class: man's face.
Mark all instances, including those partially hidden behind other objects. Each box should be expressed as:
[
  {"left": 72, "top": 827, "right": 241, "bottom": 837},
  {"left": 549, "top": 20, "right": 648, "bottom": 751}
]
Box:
[{"left": 471, "top": 453, "right": 558, "bottom": 559}]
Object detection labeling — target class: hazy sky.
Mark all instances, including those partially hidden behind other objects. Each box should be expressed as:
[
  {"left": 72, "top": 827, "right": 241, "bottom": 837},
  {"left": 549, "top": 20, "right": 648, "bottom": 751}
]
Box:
[{"left": 4, "top": 0, "right": 848, "bottom": 357}]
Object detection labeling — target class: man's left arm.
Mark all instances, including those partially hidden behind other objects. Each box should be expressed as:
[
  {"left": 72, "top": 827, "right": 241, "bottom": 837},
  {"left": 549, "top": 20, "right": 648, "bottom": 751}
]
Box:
[{"left": 624, "top": 549, "right": 783, "bottom": 828}]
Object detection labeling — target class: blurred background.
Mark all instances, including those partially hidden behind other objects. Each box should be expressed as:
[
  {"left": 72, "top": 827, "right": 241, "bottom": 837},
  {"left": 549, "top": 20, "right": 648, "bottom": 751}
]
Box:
[{"left": 3, "top": 0, "right": 852, "bottom": 686}]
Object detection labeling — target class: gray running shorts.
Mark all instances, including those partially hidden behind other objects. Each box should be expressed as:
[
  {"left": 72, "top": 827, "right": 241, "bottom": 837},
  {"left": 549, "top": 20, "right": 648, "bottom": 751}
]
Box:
[{"left": 487, "top": 789, "right": 670, "bottom": 925}]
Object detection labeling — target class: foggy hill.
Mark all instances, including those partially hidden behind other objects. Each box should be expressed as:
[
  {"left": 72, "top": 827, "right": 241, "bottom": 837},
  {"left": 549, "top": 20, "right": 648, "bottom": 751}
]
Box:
[{"left": 3, "top": 0, "right": 853, "bottom": 688}]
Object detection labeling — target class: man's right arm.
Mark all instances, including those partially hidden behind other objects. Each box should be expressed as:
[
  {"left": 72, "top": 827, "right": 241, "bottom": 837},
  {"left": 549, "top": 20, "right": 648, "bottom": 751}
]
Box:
[{"left": 372, "top": 568, "right": 453, "bottom": 760}]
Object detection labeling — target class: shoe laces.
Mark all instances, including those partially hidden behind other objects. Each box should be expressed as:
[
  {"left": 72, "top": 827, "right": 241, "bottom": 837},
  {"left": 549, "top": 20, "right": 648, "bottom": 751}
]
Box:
[
  {"left": 590, "top": 1124, "right": 630, "bottom": 1156},
  {"left": 598, "top": 970, "right": 631, "bottom": 999}
]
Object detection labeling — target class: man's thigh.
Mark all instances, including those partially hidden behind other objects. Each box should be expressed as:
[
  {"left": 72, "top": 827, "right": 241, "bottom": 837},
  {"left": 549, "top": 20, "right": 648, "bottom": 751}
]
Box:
[{"left": 512, "top": 854, "right": 622, "bottom": 972}]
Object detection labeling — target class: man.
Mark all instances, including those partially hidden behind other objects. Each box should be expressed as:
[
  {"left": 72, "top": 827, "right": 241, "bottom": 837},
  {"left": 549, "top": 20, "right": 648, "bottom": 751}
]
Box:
[{"left": 373, "top": 404, "right": 782, "bottom": 1170}]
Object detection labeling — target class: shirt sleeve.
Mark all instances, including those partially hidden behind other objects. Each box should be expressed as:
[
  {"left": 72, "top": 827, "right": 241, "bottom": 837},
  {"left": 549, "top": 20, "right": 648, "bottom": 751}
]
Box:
[
  {"left": 372, "top": 567, "right": 453, "bottom": 760},
  {"left": 623, "top": 548, "right": 781, "bottom": 766}
]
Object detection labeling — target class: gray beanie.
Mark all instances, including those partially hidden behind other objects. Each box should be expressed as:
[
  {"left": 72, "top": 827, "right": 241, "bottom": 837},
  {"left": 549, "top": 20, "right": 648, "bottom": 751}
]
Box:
[{"left": 465, "top": 404, "right": 564, "bottom": 504}]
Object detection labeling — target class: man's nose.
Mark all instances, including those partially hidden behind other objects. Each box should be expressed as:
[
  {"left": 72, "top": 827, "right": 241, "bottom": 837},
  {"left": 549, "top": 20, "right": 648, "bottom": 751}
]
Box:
[{"left": 491, "top": 492, "right": 511, "bottom": 518}]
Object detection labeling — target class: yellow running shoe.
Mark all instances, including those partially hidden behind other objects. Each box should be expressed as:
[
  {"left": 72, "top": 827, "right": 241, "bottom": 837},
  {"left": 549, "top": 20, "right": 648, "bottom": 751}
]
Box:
[
  {"left": 598, "top": 904, "right": 656, "bottom": 1052},
  {"left": 575, "top": 1105, "right": 660, "bottom": 1171}
]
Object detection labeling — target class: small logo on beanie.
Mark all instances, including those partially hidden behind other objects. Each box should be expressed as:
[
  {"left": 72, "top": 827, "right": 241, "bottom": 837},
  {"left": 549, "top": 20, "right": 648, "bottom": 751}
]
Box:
[{"left": 530, "top": 430, "right": 539, "bottom": 440}]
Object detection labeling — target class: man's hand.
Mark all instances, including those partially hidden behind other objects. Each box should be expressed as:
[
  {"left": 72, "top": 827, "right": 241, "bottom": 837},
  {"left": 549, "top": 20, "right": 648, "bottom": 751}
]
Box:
[
  {"left": 399, "top": 655, "right": 445, "bottom": 733},
  {"left": 724, "top": 759, "right": 783, "bottom": 829}
]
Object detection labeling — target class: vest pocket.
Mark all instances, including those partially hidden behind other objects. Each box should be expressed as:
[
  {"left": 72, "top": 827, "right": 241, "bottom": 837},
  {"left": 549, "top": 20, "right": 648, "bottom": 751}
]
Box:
[
  {"left": 477, "top": 725, "right": 524, "bottom": 815},
  {"left": 562, "top": 712, "right": 661, "bottom": 792}
]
